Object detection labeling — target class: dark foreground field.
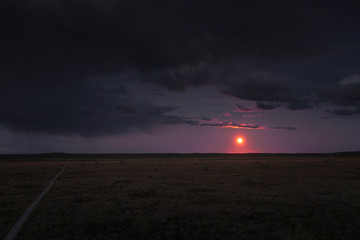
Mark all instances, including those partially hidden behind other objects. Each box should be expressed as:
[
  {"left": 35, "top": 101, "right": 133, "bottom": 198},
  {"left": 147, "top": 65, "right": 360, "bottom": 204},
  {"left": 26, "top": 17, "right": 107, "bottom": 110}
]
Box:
[{"left": 1, "top": 153, "right": 360, "bottom": 240}]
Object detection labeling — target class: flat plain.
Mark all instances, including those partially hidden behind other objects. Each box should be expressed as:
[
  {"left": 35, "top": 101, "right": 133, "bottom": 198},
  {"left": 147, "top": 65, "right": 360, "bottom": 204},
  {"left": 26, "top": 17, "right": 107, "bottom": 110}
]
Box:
[{"left": 1, "top": 153, "right": 360, "bottom": 239}]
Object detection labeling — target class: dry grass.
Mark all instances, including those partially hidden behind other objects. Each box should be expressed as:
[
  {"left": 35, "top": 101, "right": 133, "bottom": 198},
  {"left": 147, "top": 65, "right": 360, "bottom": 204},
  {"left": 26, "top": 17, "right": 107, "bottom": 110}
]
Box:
[
  {"left": 0, "top": 161, "right": 64, "bottom": 238},
  {"left": 1, "top": 154, "right": 360, "bottom": 239}
]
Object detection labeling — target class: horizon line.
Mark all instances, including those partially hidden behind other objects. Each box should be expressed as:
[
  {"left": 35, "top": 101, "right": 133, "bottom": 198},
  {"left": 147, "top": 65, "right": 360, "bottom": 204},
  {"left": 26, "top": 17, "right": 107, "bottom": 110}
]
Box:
[{"left": 1, "top": 151, "right": 360, "bottom": 156}]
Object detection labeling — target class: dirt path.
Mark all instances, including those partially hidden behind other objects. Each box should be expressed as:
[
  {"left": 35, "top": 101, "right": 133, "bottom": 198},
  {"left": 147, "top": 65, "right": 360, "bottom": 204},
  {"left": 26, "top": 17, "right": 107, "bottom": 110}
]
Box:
[{"left": 4, "top": 162, "right": 67, "bottom": 240}]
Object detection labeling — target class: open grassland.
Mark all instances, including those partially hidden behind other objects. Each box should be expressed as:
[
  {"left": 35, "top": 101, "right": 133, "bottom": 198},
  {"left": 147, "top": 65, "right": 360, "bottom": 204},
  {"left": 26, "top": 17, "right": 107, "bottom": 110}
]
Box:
[
  {"left": 1, "top": 154, "right": 360, "bottom": 239},
  {"left": 0, "top": 160, "right": 65, "bottom": 238}
]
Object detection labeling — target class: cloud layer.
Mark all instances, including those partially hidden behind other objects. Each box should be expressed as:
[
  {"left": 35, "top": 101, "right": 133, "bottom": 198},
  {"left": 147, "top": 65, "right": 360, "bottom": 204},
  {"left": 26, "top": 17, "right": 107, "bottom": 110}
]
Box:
[
  {"left": 1, "top": 0, "right": 359, "bottom": 135},
  {"left": 321, "top": 74, "right": 360, "bottom": 116}
]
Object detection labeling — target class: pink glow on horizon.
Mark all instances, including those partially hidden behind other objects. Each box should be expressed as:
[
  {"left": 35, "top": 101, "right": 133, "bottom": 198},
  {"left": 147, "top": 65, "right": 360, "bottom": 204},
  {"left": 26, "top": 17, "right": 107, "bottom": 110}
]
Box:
[{"left": 221, "top": 125, "right": 265, "bottom": 130}]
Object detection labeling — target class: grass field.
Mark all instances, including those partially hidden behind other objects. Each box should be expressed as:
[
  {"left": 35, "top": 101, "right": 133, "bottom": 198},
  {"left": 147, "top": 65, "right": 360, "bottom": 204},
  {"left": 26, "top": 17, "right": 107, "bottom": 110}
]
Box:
[{"left": 1, "top": 154, "right": 360, "bottom": 239}]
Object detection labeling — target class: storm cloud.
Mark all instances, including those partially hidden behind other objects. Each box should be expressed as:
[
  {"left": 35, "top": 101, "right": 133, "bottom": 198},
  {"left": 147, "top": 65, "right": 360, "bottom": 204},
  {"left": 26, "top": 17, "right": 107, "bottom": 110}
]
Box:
[
  {"left": 0, "top": 0, "right": 359, "bottom": 136},
  {"left": 2, "top": 0, "right": 359, "bottom": 83},
  {"left": 320, "top": 74, "right": 360, "bottom": 116},
  {"left": 0, "top": 82, "right": 184, "bottom": 137}
]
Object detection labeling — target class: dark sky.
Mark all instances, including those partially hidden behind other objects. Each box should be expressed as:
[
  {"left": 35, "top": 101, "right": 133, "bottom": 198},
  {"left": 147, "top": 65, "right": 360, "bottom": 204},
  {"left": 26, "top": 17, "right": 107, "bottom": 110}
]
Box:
[{"left": 1, "top": 0, "right": 359, "bottom": 153}]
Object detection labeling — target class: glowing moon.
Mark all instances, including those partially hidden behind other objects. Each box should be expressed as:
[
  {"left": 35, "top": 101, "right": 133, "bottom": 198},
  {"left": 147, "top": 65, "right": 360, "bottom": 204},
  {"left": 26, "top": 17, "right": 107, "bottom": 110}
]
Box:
[{"left": 237, "top": 138, "right": 244, "bottom": 144}]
